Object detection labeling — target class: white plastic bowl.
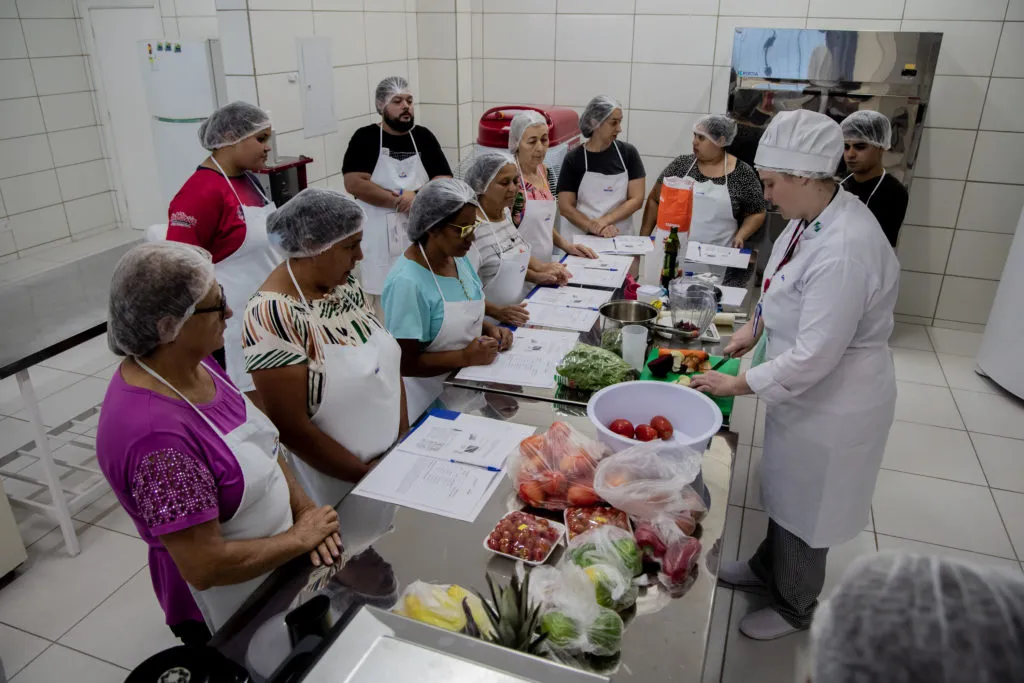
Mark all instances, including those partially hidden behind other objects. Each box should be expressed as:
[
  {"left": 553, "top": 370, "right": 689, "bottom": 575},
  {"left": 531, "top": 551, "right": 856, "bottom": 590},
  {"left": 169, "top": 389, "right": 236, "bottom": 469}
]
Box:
[{"left": 587, "top": 380, "right": 723, "bottom": 453}]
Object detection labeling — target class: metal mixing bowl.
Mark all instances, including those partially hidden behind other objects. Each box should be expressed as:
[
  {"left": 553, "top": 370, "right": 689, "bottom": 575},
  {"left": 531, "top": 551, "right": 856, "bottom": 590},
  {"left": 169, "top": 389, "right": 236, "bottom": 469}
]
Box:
[{"left": 598, "top": 300, "right": 659, "bottom": 335}]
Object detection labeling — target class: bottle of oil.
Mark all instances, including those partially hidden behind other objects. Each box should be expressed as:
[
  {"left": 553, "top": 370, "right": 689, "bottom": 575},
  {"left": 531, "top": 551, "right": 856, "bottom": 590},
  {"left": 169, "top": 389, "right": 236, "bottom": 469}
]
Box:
[{"left": 661, "top": 226, "right": 680, "bottom": 288}]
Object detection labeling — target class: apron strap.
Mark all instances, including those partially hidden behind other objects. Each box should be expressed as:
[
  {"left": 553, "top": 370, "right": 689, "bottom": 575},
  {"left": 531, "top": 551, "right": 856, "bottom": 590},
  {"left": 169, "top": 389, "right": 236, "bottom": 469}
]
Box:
[
  {"left": 210, "top": 156, "right": 245, "bottom": 207},
  {"left": 841, "top": 170, "right": 886, "bottom": 208},
  {"left": 285, "top": 259, "right": 311, "bottom": 308},
  {"left": 417, "top": 243, "right": 449, "bottom": 303},
  {"left": 135, "top": 359, "right": 240, "bottom": 439},
  {"left": 612, "top": 140, "right": 626, "bottom": 174},
  {"left": 379, "top": 124, "right": 421, "bottom": 158},
  {"left": 685, "top": 153, "right": 729, "bottom": 188}
]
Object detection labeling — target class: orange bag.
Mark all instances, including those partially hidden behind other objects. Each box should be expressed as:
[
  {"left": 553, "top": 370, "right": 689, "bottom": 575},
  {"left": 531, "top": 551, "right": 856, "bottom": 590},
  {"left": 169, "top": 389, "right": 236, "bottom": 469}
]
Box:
[{"left": 656, "top": 176, "right": 694, "bottom": 234}]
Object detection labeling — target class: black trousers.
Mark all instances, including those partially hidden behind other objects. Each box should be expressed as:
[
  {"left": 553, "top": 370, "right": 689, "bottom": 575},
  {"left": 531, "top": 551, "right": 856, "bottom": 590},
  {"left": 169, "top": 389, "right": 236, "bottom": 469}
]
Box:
[
  {"left": 748, "top": 518, "right": 829, "bottom": 628},
  {"left": 169, "top": 619, "right": 212, "bottom": 646}
]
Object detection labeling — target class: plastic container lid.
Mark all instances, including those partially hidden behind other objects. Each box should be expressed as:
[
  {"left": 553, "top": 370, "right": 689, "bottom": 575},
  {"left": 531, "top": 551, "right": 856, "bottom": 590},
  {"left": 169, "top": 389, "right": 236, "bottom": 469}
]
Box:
[{"left": 477, "top": 105, "right": 582, "bottom": 148}]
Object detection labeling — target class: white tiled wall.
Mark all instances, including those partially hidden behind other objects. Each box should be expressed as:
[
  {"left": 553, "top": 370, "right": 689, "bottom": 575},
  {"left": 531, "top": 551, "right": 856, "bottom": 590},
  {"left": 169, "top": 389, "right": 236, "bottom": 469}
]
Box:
[{"left": 0, "top": 0, "right": 118, "bottom": 260}]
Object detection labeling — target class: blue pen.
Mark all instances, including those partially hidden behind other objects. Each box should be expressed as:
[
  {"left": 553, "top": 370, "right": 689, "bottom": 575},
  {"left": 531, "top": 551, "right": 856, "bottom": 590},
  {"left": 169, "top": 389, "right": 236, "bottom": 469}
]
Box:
[
  {"left": 450, "top": 459, "right": 501, "bottom": 472},
  {"left": 584, "top": 266, "right": 618, "bottom": 271}
]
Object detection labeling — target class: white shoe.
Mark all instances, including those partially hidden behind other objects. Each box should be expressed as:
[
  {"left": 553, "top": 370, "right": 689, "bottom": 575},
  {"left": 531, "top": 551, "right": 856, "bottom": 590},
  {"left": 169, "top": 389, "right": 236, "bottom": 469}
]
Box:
[
  {"left": 738, "top": 607, "right": 804, "bottom": 640},
  {"left": 717, "top": 560, "right": 765, "bottom": 588}
]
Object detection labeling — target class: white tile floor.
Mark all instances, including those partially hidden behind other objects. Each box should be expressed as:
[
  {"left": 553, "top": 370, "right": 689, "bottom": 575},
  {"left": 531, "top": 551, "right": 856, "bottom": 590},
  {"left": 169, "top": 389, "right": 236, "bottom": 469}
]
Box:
[{"left": 0, "top": 326, "right": 1022, "bottom": 681}]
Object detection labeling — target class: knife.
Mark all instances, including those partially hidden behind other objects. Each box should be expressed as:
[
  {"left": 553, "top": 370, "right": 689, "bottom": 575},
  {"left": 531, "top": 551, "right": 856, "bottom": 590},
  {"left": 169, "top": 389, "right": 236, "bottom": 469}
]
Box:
[{"left": 709, "top": 355, "right": 731, "bottom": 372}]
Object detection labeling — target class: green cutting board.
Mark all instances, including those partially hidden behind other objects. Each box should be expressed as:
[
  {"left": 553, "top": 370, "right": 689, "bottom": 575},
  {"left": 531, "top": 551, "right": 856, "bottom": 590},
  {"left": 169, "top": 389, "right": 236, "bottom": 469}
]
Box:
[{"left": 638, "top": 348, "right": 741, "bottom": 416}]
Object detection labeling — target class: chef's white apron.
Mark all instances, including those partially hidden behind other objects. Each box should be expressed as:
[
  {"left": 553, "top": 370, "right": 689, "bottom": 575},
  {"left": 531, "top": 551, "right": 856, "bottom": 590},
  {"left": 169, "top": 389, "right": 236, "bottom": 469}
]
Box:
[
  {"left": 209, "top": 158, "right": 280, "bottom": 393},
  {"left": 513, "top": 160, "right": 557, "bottom": 264},
  {"left": 568, "top": 141, "right": 631, "bottom": 239},
  {"left": 357, "top": 126, "right": 430, "bottom": 296},
  {"left": 402, "top": 246, "right": 486, "bottom": 422},
  {"left": 754, "top": 192, "right": 896, "bottom": 548},
  {"left": 137, "top": 359, "right": 292, "bottom": 631},
  {"left": 470, "top": 207, "right": 532, "bottom": 307},
  {"left": 685, "top": 155, "right": 737, "bottom": 247},
  {"left": 281, "top": 260, "right": 399, "bottom": 553}
]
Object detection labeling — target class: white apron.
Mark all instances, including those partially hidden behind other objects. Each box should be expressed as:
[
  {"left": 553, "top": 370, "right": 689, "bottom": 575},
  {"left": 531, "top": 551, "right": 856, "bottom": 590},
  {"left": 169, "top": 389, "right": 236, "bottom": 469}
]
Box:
[
  {"left": 402, "top": 246, "right": 486, "bottom": 422},
  {"left": 514, "top": 160, "right": 557, "bottom": 264},
  {"left": 357, "top": 126, "right": 431, "bottom": 296},
  {"left": 686, "top": 155, "right": 737, "bottom": 247},
  {"left": 469, "top": 207, "right": 532, "bottom": 307},
  {"left": 282, "top": 260, "right": 400, "bottom": 553},
  {"left": 568, "top": 141, "right": 631, "bottom": 239},
  {"left": 754, "top": 190, "right": 897, "bottom": 548},
  {"left": 137, "top": 359, "right": 292, "bottom": 631},
  {"left": 210, "top": 158, "right": 280, "bottom": 394}
]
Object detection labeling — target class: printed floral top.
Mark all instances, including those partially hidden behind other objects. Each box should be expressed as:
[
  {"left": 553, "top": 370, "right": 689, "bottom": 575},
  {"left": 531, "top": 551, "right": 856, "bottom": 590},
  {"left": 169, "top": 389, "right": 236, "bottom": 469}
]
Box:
[{"left": 512, "top": 164, "right": 558, "bottom": 226}]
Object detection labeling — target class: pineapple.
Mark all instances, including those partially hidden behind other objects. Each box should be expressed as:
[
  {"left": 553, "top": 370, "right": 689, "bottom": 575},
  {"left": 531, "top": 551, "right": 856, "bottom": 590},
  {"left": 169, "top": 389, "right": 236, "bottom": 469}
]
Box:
[{"left": 468, "top": 572, "right": 548, "bottom": 655}]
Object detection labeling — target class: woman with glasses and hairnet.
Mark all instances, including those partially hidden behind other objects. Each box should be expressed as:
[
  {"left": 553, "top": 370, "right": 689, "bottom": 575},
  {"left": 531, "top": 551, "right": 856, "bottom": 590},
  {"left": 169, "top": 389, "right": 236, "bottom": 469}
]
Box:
[
  {"left": 808, "top": 553, "right": 1024, "bottom": 682},
  {"left": 641, "top": 114, "right": 766, "bottom": 247},
  {"left": 840, "top": 110, "right": 908, "bottom": 248},
  {"left": 382, "top": 178, "right": 513, "bottom": 421},
  {"left": 96, "top": 242, "right": 341, "bottom": 644},
  {"left": 165, "top": 102, "right": 279, "bottom": 402},
  {"left": 691, "top": 110, "right": 899, "bottom": 640},
  {"left": 557, "top": 96, "right": 646, "bottom": 240},
  {"left": 242, "top": 189, "right": 407, "bottom": 549}
]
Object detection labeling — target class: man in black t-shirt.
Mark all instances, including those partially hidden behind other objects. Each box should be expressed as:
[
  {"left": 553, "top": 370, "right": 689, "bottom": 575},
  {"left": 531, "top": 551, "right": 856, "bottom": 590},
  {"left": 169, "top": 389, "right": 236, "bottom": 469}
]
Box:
[
  {"left": 342, "top": 76, "right": 453, "bottom": 306},
  {"left": 840, "top": 110, "right": 908, "bottom": 249}
]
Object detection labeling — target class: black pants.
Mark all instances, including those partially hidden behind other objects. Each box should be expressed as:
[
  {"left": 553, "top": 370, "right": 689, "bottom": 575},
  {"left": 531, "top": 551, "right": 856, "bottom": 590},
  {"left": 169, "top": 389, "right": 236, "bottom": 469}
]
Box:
[
  {"left": 212, "top": 347, "right": 226, "bottom": 370},
  {"left": 169, "top": 619, "right": 212, "bottom": 646},
  {"left": 748, "top": 519, "right": 829, "bottom": 628}
]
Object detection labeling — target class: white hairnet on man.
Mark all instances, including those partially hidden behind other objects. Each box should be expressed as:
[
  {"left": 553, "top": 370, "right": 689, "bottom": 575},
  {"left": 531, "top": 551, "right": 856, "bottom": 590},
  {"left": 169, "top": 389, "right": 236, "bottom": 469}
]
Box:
[
  {"left": 406, "top": 178, "right": 479, "bottom": 242},
  {"left": 375, "top": 76, "right": 412, "bottom": 115},
  {"left": 463, "top": 151, "right": 515, "bottom": 195},
  {"left": 694, "top": 113, "right": 738, "bottom": 148},
  {"left": 266, "top": 187, "right": 366, "bottom": 258},
  {"left": 755, "top": 109, "right": 844, "bottom": 179},
  {"left": 810, "top": 552, "right": 1024, "bottom": 683},
  {"left": 841, "top": 110, "right": 892, "bottom": 150},
  {"left": 198, "top": 101, "right": 271, "bottom": 151},
  {"left": 507, "top": 110, "right": 548, "bottom": 153},
  {"left": 108, "top": 242, "right": 216, "bottom": 357},
  {"left": 579, "top": 95, "right": 622, "bottom": 138}
]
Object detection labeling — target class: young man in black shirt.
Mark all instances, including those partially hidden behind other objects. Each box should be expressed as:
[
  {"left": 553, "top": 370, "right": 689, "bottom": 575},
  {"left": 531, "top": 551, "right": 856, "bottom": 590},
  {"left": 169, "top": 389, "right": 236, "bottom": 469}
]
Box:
[{"left": 840, "top": 110, "right": 908, "bottom": 249}]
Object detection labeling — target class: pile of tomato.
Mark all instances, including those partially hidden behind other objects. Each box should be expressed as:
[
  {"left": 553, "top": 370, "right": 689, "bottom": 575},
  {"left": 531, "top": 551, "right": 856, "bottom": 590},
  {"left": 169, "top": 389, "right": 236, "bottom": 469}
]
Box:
[
  {"left": 608, "top": 415, "right": 674, "bottom": 441},
  {"left": 485, "top": 511, "right": 562, "bottom": 562}
]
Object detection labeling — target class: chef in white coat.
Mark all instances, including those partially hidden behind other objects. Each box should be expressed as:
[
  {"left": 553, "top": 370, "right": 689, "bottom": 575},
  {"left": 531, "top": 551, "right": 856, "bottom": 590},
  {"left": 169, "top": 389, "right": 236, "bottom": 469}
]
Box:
[
  {"left": 245, "top": 188, "right": 406, "bottom": 554},
  {"left": 557, "top": 95, "right": 646, "bottom": 240},
  {"left": 691, "top": 109, "right": 899, "bottom": 641},
  {"left": 382, "top": 179, "right": 513, "bottom": 422}
]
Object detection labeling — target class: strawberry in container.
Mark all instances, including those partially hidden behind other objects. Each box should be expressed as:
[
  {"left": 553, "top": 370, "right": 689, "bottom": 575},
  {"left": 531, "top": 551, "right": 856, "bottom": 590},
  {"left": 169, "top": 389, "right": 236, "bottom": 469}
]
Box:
[{"left": 510, "top": 422, "right": 611, "bottom": 510}]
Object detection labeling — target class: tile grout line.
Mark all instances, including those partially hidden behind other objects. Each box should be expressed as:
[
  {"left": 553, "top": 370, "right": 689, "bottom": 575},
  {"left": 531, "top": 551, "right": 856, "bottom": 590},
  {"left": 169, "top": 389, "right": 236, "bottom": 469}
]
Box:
[
  {"left": 53, "top": 564, "right": 149, "bottom": 649},
  {"left": 874, "top": 531, "right": 1020, "bottom": 564}
]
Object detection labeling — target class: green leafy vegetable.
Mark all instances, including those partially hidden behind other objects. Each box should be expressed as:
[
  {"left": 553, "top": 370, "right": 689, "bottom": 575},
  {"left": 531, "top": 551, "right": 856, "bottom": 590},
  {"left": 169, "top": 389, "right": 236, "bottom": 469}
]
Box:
[
  {"left": 540, "top": 611, "right": 581, "bottom": 647},
  {"left": 600, "top": 329, "right": 622, "bottom": 356},
  {"left": 587, "top": 609, "right": 623, "bottom": 656},
  {"left": 557, "top": 344, "right": 637, "bottom": 391}
]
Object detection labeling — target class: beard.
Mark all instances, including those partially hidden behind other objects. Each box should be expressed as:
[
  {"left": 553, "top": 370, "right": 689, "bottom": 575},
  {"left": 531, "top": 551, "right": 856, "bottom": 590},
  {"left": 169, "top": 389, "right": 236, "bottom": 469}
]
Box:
[{"left": 384, "top": 112, "right": 414, "bottom": 133}]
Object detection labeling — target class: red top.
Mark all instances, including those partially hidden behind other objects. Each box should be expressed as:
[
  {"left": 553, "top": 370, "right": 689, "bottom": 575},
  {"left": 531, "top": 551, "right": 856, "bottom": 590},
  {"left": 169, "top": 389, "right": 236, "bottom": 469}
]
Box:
[{"left": 167, "top": 167, "right": 266, "bottom": 263}]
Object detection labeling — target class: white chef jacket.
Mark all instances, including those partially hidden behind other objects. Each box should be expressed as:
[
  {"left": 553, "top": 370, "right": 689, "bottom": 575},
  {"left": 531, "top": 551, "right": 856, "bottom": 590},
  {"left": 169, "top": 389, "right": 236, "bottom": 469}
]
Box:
[{"left": 746, "top": 187, "right": 899, "bottom": 548}]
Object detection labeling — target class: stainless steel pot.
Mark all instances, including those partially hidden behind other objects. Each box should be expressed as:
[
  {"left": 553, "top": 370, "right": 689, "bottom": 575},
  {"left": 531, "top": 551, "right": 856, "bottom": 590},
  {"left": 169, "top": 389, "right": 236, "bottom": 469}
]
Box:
[{"left": 598, "top": 300, "right": 659, "bottom": 335}]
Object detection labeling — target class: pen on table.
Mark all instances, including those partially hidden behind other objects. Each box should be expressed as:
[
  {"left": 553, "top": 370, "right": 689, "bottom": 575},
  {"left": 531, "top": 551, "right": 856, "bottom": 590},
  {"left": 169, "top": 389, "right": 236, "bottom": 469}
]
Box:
[
  {"left": 449, "top": 459, "right": 501, "bottom": 472},
  {"left": 584, "top": 266, "right": 618, "bottom": 271}
]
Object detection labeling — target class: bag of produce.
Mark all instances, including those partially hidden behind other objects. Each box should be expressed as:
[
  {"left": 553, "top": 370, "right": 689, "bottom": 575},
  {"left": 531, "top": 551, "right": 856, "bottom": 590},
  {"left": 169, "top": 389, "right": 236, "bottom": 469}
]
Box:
[
  {"left": 393, "top": 581, "right": 494, "bottom": 636},
  {"left": 509, "top": 421, "right": 612, "bottom": 510},
  {"left": 566, "top": 526, "right": 642, "bottom": 611},
  {"left": 633, "top": 518, "right": 702, "bottom": 589},
  {"left": 530, "top": 563, "right": 625, "bottom": 658},
  {"left": 556, "top": 343, "right": 638, "bottom": 391}
]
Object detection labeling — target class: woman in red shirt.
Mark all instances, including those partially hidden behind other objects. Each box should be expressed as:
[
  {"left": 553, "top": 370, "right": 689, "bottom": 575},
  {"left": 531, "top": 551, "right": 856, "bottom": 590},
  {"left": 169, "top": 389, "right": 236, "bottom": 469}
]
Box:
[{"left": 167, "top": 102, "right": 278, "bottom": 401}]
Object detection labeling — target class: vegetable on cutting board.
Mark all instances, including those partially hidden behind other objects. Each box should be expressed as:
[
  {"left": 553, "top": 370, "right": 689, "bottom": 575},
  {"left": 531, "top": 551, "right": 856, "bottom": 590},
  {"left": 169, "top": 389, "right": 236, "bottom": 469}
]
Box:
[{"left": 655, "top": 348, "right": 712, "bottom": 374}]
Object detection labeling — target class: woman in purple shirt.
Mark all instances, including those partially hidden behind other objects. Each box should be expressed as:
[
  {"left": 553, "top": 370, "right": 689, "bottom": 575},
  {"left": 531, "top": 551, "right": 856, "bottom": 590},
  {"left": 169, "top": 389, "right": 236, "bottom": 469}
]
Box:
[{"left": 96, "top": 242, "right": 342, "bottom": 644}]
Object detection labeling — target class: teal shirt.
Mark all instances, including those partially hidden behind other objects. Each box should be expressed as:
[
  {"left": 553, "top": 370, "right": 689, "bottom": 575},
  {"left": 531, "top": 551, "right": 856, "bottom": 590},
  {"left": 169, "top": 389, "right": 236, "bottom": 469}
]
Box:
[{"left": 382, "top": 254, "right": 484, "bottom": 344}]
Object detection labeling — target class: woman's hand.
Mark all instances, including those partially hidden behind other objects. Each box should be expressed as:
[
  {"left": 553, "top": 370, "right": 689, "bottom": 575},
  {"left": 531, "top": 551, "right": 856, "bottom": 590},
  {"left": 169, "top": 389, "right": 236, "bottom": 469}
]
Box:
[
  {"left": 395, "top": 189, "right": 415, "bottom": 213},
  {"left": 531, "top": 262, "right": 571, "bottom": 286},
  {"left": 290, "top": 505, "right": 340, "bottom": 556},
  {"left": 690, "top": 371, "right": 746, "bottom": 397},
  {"left": 496, "top": 303, "right": 530, "bottom": 326},
  {"left": 592, "top": 217, "right": 619, "bottom": 238},
  {"left": 484, "top": 323, "right": 514, "bottom": 351},
  {"left": 565, "top": 244, "right": 599, "bottom": 259},
  {"left": 731, "top": 235, "right": 745, "bottom": 249},
  {"left": 724, "top": 320, "right": 758, "bottom": 358},
  {"left": 463, "top": 336, "right": 500, "bottom": 365},
  {"left": 310, "top": 531, "right": 343, "bottom": 567}
]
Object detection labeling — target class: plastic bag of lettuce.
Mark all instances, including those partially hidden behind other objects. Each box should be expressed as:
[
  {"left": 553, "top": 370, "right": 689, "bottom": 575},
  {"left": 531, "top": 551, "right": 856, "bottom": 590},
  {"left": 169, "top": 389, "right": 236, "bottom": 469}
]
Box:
[
  {"left": 529, "top": 563, "right": 625, "bottom": 659},
  {"left": 566, "top": 525, "right": 642, "bottom": 612},
  {"left": 556, "top": 343, "right": 638, "bottom": 391}
]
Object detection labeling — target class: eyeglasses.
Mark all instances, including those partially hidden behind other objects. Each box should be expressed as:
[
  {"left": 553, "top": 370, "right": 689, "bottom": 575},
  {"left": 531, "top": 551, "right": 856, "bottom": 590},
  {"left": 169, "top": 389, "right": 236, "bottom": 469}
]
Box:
[
  {"left": 194, "top": 284, "right": 227, "bottom": 320},
  {"left": 447, "top": 217, "right": 483, "bottom": 238}
]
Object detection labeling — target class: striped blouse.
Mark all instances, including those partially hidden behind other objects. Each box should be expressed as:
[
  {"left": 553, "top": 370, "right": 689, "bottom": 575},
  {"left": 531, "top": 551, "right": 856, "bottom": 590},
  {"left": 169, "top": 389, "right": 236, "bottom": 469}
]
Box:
[{"left": 242, "top": 274, "right": 385, "bottom": 416}]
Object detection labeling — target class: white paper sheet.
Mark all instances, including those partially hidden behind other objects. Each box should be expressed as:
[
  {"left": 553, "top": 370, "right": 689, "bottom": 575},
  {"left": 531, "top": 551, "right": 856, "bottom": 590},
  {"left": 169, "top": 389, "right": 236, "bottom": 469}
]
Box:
[
  {"left": 455, "top": 327, "right": 579, "bottom": 388},
  {"left": 685, "top": 241, "right": 751, "bottom": 269},
  {"left": 573, "top": 234, "right": 653, "bottom": 255},
  {"left": 719, "top": 285, "right": 747, "bottom": 307},
  {"left": 523, "top": 301, "right": 601, "bottom": 332},
  {"left": 527, "top": 286, "right": 613, "bottom": 309},
  {"left": 397, "top": 413, "right": 536, "bottom": 470},
  {"left": 561, "top": 254, "right": 632, "bottom": 289}
]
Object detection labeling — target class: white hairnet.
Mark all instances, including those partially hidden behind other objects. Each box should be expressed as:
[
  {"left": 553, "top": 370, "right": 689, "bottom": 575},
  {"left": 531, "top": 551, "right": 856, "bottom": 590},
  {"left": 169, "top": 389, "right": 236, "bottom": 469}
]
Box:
[
  {"left": 198, "top": 101, "right": 271, "bottom": 151},
  {"left": 407, "top": 178, "right": 479, "bottom": 242},
  {"left": 694, "top": 114, "right": 738, "bottom": 147},
  {"left": 375, "top": 76, "right": 411, "bottom": 115},
  {"left": 107, "top": 242, "right": 216, "bottom": 357},
  {"left": 755, "top": 109, "right": 843, "bottom": 179},
  {"left": 842, "top": 110, "right": 892, "bottom": 150},
  {"left": 579, "top": 95, "right": 622, "bottom": 138},
  {"left": 464, "top": 151, "right": 515, "bottom": 195},
  {"left": 811, "top": 553, "right": 1024, "bottom": 683},
  {"left": 508, "top": 110, "right": 548, "bottom": 153},
  {"left": 267, "top": 187, "right": 366, "bottom": 258}
]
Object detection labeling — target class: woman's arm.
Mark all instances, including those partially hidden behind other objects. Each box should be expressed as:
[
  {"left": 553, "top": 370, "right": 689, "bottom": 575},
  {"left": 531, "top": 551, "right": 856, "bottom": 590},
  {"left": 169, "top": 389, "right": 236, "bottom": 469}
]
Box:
[
  {"left": 639, "top": 180, "right": 662, "bottom": 237},
  {"left": 277, "top": 455, "right": 342, "bottom": 566},
  {"left": 732, "top": 211, "right": 766, "bottom": 249},
  {"left": 557, "top": 192, "right": 601, "bottom": 235},
  {"left": 397, "top": 337, "right": 498, "bottom": 377},
  {"left": 596, "top": 177, "right": 646, "bottom": 232}
]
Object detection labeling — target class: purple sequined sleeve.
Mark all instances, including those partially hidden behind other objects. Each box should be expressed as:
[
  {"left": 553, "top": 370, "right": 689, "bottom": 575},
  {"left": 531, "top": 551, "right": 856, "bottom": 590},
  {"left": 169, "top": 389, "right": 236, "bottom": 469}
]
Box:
[{"left": 131, "top": 447, "right": 220, "bottom": 537}]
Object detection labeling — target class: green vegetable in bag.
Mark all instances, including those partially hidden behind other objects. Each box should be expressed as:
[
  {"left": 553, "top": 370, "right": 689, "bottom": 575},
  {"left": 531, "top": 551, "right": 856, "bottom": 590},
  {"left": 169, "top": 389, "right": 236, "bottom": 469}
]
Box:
[
  {"left": 540, "top": 611, "right": 581, "bottom": 647},
  {"left": 557, "top": 343, "right": 637, "bottom": 391},
  {"left": 587, "top": 608, "right": 623, "bottom": 656},
  {"left": 613, "top": 537, "right": 643, "bottom": 577},
  {"left": 600, "top": 329, "right": 622, "bottom": 356}
]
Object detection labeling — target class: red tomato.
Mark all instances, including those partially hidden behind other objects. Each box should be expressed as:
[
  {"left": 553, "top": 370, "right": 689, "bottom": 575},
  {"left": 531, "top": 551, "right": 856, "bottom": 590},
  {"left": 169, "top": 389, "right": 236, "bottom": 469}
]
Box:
[
  {"left": 539, "top": 471, "right": 568, "bottom": 496},
  {"left": 650, "top": 416, "right": 673, "bottom": 433},
  {"left": 567, "top": 485, "right": 601, "bottom": 506},
  {"left": 635, "top": 424, "right": 658, "bottom": 442},
  {"left": 518, "top": 480, "right": 545, "bottom": 505},
  {"left": 608, "top": 419, "right": 635, "bottom": 438}
]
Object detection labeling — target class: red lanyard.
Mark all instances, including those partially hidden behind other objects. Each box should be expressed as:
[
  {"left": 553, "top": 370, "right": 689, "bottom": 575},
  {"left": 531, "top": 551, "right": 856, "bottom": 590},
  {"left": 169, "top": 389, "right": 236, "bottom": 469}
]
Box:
[{"left": 763, "top": 220, "right": 808, "bottom": 293}]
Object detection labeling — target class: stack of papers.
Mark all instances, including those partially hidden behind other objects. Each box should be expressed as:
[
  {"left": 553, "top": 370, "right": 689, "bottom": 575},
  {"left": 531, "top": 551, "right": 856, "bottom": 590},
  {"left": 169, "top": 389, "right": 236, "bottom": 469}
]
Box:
[
  {"left": 685, "top": 241, "right": 752, "bottom": 269},
  {"left": 455, "top": 327, "right": 579, "bottom": 388},
  {"left": 528, "top": 286, "right": 613, "bottom": 309},
  {"left": 522, "top": 301, "right": 600, "bottom": 332},
  {"left": 353, "top": 411, "right": 536, "bottom": 522},
  {"left": 574, "top": 234, "right": 653, "bottom": 255},
  {"left": 561, "top": 254, "right": 633, "bottom": 289}
]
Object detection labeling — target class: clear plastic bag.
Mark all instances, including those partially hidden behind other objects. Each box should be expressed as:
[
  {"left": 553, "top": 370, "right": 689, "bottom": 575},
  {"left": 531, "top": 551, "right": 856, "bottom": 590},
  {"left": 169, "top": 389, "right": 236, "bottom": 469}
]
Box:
[
  {"left": 392, "top": 581, "right": 493, "bottom": 636},
  {"left": 633, "top": 517, "right": 701, "bottom": 588},
  {"left": 566, "top": 526, "right": 641, "bottom": 611},
  {"left": 530, "top": 563, "right": 625, "bottom": 658},
  {"left": 508, "top": 421, "right": 612, "bottom": 510},
  {"left": 593, "top": 440, "right": 707, "bottom": 524}
]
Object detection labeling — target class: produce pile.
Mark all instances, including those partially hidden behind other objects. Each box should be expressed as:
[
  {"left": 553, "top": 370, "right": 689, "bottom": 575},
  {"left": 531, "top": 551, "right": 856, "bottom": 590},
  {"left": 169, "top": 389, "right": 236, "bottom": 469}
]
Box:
[
  {"left": 556, "top": 343, "right": 638, "bottom": 391},
  {"left": 509, "top": 421, "right": 610, "bottom": 509},
  {"left": 485, "top": 511, "right": 563, "bottom": 564}
]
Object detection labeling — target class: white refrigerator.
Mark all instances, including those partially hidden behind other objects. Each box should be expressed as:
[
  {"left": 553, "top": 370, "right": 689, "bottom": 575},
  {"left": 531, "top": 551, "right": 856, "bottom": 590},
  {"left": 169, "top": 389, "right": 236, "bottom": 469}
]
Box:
[
  {"left": 977, "top": 205, "right": 1024, "bottom": 399},
  {"left": 139, "top": 39, "right": 228, "bottom": 206}
]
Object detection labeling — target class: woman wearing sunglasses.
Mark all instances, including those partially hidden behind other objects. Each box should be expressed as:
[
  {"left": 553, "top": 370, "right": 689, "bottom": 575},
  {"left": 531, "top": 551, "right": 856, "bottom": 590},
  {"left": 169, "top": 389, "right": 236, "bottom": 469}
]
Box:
[
  {"left": 97, "top": 242, "right": 341, "bottom": 644},
  {"left": 382, "top": 178, "right": 513, "bottom": 422}
]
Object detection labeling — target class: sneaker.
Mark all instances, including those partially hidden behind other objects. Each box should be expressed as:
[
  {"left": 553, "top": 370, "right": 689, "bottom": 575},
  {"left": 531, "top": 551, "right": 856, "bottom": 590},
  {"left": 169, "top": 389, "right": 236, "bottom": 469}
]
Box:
[
  {"left": 738, "top": 607, "right": 805, "bottom": 640},
  {"left": 717, "top": 560, "right": 766, "bottom": 588}
]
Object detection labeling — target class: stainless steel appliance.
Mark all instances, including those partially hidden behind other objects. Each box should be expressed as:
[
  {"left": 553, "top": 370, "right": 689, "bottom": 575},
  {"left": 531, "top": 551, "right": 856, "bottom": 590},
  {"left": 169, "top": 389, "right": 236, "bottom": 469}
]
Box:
[{"left": 727, "top": 28, "right": 943, "bottom": 259}]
